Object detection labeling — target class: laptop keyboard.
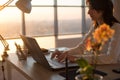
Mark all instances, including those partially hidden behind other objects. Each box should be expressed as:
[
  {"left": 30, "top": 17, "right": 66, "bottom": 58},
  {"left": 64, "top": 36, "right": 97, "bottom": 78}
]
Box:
[
  {"left": 45, "top": 54, "right": 78, "bottom": 68},
  {"left": 47, "top": 56, "right": 66, "bottom": 67}
]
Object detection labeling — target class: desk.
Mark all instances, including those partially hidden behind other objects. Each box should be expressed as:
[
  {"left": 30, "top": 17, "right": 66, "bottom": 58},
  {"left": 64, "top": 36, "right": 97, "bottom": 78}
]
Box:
[
  {"left": 5, "top": 53, "right": 120, "bottom": 80},
  {"left": 5, "top": 53, "right": 65, "bottom": 80}
]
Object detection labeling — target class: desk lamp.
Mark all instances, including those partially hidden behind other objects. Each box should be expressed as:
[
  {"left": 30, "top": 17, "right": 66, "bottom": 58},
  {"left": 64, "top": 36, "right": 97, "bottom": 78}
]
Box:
[
  {"left": 0, "top": 0, "right": 32, "bottom": 80},
  {"left": 0, "top": 35, "right": 9, "bottom": 80},
  {"left": 0, "top": 0, "right": 32, "bottom": 56},
  {"left": 0, "top": 0, "right": 32, "bottom": 13},
  {"left": 0, "top": 35, "right": 9, "bottom": 57},
  {"left": 16, "top": 0, "right": 32, "bottom": 13}
]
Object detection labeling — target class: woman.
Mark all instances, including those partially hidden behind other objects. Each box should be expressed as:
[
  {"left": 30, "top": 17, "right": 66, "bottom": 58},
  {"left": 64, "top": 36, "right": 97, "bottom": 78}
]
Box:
[{"left": 51, "top": 0, "right": 120, "bottom": 64}]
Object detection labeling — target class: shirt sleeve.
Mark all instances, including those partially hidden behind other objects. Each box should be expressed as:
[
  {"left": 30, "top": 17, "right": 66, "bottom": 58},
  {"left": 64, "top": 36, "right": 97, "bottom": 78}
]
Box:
[{"left": 65, "top": 26, "right": 94, "bottom": 55}]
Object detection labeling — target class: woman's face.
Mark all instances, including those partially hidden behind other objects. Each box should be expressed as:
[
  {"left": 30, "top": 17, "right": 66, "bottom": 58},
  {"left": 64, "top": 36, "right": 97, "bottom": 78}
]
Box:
[{"left": 88, "top": 6, "right": 103, "bottom": 22}]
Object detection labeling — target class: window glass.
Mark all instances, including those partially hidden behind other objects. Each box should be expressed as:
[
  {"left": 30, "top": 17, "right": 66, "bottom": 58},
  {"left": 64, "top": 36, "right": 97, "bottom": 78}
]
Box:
[
  {"left": 0, "top": 7, "right": 22, "bottom": 38},
  {"left": 25, "top": 7, "right": 54, "bottom": 36},
  {"left": 9, "top": 0, "right": 54, "bottom": 6},
  {"left": 58, "top": 0, "right": 82, "bottom": 6},
  {"left": 85, "top": 7, "right": 92, "bottom": 33},
  {"left": 0, "top": 0, "right": 12, "bottom": 5},
  {"left": 0, "top": 0, "right": 90, "bottom": 38},
  {"left": 58, "top": 7, "right": 82, "bottom": 34},
  {"left": 9, "top": 0, "right": 18, "bottom": 5},
  {"left": 31, "top": 0, "right": 54, "bottom": 5}
]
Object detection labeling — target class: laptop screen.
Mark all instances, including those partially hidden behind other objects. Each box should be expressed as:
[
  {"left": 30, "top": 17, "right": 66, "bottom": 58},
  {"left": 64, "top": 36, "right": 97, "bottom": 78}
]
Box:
[
  {"left": 20, "top": 35, "right": 51, "bottom": 69},
  {"left": 20, "top": 35, "right": 78, "bottom": 70}
]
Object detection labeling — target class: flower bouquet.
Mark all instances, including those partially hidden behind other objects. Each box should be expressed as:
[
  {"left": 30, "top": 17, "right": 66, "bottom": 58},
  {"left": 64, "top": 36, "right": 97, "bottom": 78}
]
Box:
[{"left": 76, "top": 23, "right": 115, "bottom": 80}]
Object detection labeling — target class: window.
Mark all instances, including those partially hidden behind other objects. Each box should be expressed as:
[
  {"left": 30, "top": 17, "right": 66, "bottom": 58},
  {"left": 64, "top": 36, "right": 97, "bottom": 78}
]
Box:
[
  {"left": 58, "top": 7, "right": 82, "bottom": 34},
  {"left": 57, "top": 0, "right": 82, "bottom": 6},
  {"left": 0, "top": 7, "right": 22, "bottom": 38},
  {"left": 25, "top": 7, "right": 54, "bottom": 36},
  {"left": 0, "top": 0, "right": 93, "bottom": 54},
  {"left": 0, "top": 0, "right": 91, "bottom": 38}
]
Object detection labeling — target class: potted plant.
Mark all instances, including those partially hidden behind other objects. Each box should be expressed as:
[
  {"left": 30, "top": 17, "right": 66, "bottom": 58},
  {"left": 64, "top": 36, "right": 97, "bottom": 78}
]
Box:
[{"left": 75, "top": 23, "right": 115, "bottom": 80}]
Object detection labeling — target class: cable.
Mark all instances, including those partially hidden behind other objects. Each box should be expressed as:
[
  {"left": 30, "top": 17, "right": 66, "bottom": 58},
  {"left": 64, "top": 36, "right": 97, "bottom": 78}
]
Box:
[{"left": 1, "top": 60, "right": 6, "bottom": 80}]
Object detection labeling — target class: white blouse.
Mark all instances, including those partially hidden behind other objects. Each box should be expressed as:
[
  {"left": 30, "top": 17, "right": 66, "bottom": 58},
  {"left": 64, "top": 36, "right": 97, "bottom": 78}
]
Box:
[{"left": 67, "top": 23, "right": 120, "bottom": 64}]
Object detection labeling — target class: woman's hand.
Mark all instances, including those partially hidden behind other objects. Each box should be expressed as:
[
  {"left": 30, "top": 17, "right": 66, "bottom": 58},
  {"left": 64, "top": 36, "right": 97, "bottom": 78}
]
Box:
[
  {"left": 51, "top": 50, "right": 77, "bottom": 63},
  {"left": 51, "top": 49, "right": 66, "bottom": 62}
]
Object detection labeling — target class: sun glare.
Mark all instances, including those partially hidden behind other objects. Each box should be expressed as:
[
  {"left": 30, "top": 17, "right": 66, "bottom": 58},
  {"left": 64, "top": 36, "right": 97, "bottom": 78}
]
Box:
[
  {"left": 0, "top": 39, "right": 23, "bottom": 60},
  {"left": 0, "top": 0, "right": 8, "bottom": 5}
]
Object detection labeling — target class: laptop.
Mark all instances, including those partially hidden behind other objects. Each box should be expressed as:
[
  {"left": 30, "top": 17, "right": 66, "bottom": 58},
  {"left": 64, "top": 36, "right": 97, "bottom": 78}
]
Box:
[{"left": 20, "top": 35, "right": 78, "bottom": 70}]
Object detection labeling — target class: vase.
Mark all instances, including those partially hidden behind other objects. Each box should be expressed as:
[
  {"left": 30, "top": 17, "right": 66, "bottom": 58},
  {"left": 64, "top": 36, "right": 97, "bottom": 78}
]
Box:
[{"left": 75, "top": 74, "right": 103, "bottom": 80}]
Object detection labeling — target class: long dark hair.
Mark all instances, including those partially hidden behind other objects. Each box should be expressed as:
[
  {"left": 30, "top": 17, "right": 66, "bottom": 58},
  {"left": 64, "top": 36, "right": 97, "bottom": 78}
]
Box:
[{"left": 87, "top": 0, "right": 119, "bottom": 27}]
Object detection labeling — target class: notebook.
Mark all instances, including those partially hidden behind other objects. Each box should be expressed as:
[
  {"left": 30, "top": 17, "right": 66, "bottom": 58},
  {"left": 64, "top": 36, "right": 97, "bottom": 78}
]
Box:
[{"left": 20, "top": 35, "right": 78, "bottom": 70}]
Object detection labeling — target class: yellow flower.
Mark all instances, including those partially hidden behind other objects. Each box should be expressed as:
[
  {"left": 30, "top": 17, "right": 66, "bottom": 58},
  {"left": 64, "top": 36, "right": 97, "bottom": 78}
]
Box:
[
  {"left": 85, "top": 37, "right": 92, "bottom": 51},
  {"left": 93, "top": 23, "right": 114, "bottom": 44},
  {"left": 85, "top": 23, "right": 115, "bottom": 52},
  {"left": 79, "top": 23, "right": 115, "bottom": 80}
]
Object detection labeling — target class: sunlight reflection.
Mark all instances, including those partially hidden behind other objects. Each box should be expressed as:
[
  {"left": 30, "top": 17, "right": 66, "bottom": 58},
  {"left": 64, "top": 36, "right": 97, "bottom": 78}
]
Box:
[
  {"left": 0, "top": 36, "right": 55, "bottom": 59},
  {"left": 0, "top": 39, "right": 23, "bottom": 60},
  {"left": 0, "top": 35, "right": 80, "bottom": 61}
]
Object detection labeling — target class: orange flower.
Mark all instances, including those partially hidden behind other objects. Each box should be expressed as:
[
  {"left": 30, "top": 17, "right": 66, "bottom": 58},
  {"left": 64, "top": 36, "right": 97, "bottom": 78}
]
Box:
[
  {"left": 93, "top": 24, "right": 114, "bottom": 44},
  {"left": 85, "top": 37, "right": 92, "bottom": 51},
  {"left": 78, "top": 24, "right": 115, "bottom": 80},
  {"left": 80, "top": 23, "right": 115, "bottom": 80},
  {"left": 85, "top": 23, "right": 115, "bottom": 52}
]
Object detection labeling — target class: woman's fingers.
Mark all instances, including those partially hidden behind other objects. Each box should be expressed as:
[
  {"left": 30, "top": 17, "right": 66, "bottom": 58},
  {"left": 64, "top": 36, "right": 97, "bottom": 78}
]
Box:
[
  {"left": 51, "top": 50, "right": 76, "bottom": 63},
  {"left": 51, "top": 49, "right": 61, "bottom": 59},
  {"left": 67, "top": 55, "right": 77, "bottom": 63},
  {"left": 57, "top": 53, "right": 67, "bottom": 62}
]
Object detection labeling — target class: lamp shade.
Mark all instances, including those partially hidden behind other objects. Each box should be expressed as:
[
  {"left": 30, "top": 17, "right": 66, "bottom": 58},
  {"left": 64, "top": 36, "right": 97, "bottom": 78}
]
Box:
[{"left": 16, "top": 0, "right": 32, "bottom": 13}]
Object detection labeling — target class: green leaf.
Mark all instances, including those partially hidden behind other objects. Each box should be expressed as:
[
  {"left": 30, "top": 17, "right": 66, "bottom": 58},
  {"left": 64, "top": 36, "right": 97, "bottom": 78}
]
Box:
[
  {"left": 85, "top": 65, "right": 94, "bottom": 74},
  {"left": 76, "top": 58, "right": 89, "bottom": 68}
]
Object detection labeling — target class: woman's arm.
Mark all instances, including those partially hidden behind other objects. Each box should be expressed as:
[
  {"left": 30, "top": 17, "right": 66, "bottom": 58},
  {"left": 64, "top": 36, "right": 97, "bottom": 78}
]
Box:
[
  {"left": 51, "top": 26, "right": 94, "bottom": 62},
  {"left": 65, "top": 25, "right": 94, "bottom": 55}
]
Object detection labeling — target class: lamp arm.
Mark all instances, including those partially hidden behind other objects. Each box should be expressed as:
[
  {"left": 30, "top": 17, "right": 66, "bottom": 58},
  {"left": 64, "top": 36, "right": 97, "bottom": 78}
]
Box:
[
  {"left": 0, "top": 35, "right": 9, "bottom": 51},
  {"left": 0, "top": 0, "right": 14, "bottom": 10}
]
